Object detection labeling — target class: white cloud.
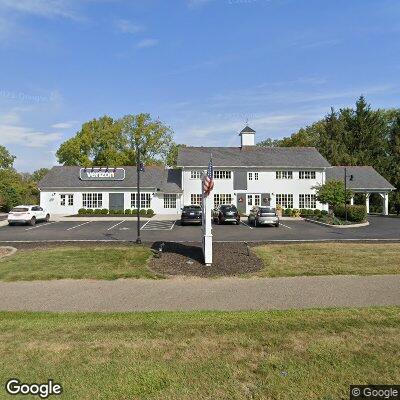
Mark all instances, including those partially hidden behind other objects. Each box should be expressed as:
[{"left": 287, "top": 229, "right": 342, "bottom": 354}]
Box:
[
  {"left": 136, "top": 38, "right": 159, "bottom": 49},
  {"left": 0, "top": 123, "right": 61, "bottom": 147},
  {"left": 0, "top": 0, "right": 79, "bottom": 20},
  {"left": 115, "top": 19, "right": 144, "bottom": 34},
  {"left": 51, "top": 121, "right": 77, "bottom": 129}
]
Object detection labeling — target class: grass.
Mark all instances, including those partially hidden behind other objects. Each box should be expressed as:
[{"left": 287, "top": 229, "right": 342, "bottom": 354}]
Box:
[
  {"left": 252, "top": 243, "right": 400, "bottom": 277},
  {"left": 0, "top": 246, "right": 158, "bottom": 281},
  {"left": 0, "top": 308, "right": 399, "bottom": 399}
]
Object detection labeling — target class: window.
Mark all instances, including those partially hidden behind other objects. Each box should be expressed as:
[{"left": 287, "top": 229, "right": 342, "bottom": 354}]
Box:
[
  {"left": 299, "top": 194, "right": 317, "bottom": 209},
  {"left": 190, "top": 170, "right": 202, "bottom": 179},
  {"left": 213, "top": 170, "right": 231, "bottom": 179},
  {"left": 60, "top": 194, "right": 73, "bottom": 206},
  {"left": 214, "top": 193, "right": 233, "bottom": 208},
  {"left": 131, "top": 193, "right": 151, "bottom": 209},
  {"left": 276, "top": 171, "right": 293, "bottom": 179},
  {"left": 164, "top": 194, "right": 177, "bottom": 209},
  {"left": 275, "top": 194, "right": 293, "bottom": 208},
  {"left": 299, "top": 171, "right": 316, "bottom": 179},
  {"left": 248, "top": 172, "right": 259, "bottom": 181},
  {"left": 190, "top": 194, "right": 202, "bottom": 205},
  {"left": 82, "top": 193, "right": 102, "bottom": 208}
]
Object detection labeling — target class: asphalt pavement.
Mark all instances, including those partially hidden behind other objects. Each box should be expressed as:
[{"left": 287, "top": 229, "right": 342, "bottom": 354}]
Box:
[
  {"left": 0, "top": 215, "right": 399, "bottom": 243},
  {"left": 0, "top": 274, "right": 399, "bottom": 311}
]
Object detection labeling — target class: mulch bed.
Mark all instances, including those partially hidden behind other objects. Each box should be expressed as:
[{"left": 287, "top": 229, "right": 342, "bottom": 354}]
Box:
[
  {"left": 149, "top": 242, "right": 263, "bottom": 278},
  {"left": 0, "top": 246, "right": 17, "bottom": 259}
]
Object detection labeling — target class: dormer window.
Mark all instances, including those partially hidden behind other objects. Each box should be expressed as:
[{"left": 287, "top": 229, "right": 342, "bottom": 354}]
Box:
[
  {"left": 299, "top": 171, "right": 316, "bottom": 179},
  {"left": 190, "top": 170, "right": 202, "bottom": 179},
  {"left": 248, "top": 172, "right": 259, "bottom": 181},
  {"left": 214, "top": 170, "right": 232, "bottom": 179}
]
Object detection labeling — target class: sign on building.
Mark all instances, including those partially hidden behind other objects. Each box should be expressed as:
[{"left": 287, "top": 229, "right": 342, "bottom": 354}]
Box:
[{"left": 79, "top": 168, "right": 125, "bottom": 181}]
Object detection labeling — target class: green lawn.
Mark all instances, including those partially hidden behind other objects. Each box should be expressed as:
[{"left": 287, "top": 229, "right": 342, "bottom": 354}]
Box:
[
  {"left": 0, "top": 246, "right": 158, "bottom": 281},
  {"left": 252, "top": 243, "right": 400, "bottom": 277},
  {"left": 0, "top": 308, "right": 399, "bottom": 399}
]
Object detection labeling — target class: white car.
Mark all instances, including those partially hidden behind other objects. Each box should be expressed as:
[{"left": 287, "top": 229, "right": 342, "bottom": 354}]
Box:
[{"left": 8, "top": 205, "right": 50, "bottom": 226}]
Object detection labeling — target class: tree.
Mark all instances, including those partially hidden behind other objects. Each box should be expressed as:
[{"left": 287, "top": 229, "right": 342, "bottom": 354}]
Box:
[
  {"left": 315, "top": 180, "right": 352, "bottom": 208},
  {"left": 31, "top": 168, "right": 50, "bottom": 182},
  {"left": 56, "top": 114, "right": 174, "bottom": 166},
  {"left": 121, "top": 113, "right": 174, "bottom": 164},
  {"left": 0, "top": 145, "right": 15, "bottom": 169},
  {"left": 166, "top": 143, "right": 186, "bottom": 167},
  {"left": 256, "top": 138, "right": 283, "bottom": 147}
]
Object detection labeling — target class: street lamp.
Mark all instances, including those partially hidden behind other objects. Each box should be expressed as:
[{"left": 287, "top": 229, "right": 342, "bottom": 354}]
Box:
[
  {"left": 135, "top": 140, "right": 144, "bottom": 244},
  {"left": 344, "top": 167, "right": 354, "bottom": 222}
]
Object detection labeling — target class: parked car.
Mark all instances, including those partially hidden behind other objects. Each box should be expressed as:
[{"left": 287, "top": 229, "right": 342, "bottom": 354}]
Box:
[
  {"left": 247, "top": 206, "right": 279, "bottom": 227},
  {"left": 181, "top": 205, "right": 202, "bottom": 225},
  {"left": 8, "top": 205, "right": 50, "bottom": 226},
  {"left": 213, "top": 204, "right": 240, "bottom": 225}
]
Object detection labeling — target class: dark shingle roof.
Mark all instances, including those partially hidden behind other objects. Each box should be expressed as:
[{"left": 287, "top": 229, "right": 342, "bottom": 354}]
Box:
[
  {"left": 177, "top": 146, "right": 331, "bottom": 168},
  {"left": 38, "top": 166, "right": 182, "bottom": 193},
  {"left": 326, "top": 166, "right": 395, "bottom": 191},
  {"left": 240, "top": 126, "right": 256, "bottom": 134}
]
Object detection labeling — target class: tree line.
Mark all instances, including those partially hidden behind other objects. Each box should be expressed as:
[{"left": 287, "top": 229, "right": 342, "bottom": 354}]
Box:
[{"left": 257, "top": 96, "right": 400, "bottom": 206}]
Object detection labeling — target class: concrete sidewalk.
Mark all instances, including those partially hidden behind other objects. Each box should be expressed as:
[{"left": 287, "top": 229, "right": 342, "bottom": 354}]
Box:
[{"left": 0, "top": 274, "right": 399, "bottom": 312}]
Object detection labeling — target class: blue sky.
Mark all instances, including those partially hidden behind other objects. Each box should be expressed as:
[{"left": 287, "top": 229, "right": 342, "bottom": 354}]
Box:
[{"left": 0, "top": 0, "right": 399, "bottom": 171}]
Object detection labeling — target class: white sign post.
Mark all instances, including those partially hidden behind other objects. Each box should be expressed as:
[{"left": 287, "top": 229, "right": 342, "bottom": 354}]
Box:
[{"left": 201, "top": 177, "right": 213, "bottom": 266}]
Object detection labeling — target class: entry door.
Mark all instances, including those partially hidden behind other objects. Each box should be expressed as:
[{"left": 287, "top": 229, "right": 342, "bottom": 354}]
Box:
[
  {"left": 109, "top": 193, "right": 124, "bottom": 211},
  {"left": 246, "top": 194, "right": 261, "bottom": 214}
]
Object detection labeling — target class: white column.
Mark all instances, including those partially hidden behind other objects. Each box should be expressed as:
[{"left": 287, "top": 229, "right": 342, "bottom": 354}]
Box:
[
  {"left": 350, "top": 196, "right": 354, "bottom": 205},
  {"left": 201, "top": 180, "right": 213, "bottom": 266},
  {"left": 383, "top": 193, "right": 389, "bottom": 216},
  {"left": 365, "top": 193, "right": 370, "bottom": 214}
]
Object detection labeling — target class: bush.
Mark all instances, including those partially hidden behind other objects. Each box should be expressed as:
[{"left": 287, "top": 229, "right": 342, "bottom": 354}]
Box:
[
  {"left": 321, "top": 210, "right": 328, "bottom": 216},
  {"left": 139, "top": 209, "right": 147, "bottom": 217},
  {"left": 101, "top": 209, "right": 108, "bottom": 215},
  {"left": 85, "top": 209, "right": 93, "bottom": 214},
  {"left": 292, "top": 209, "right": 301, "bottom": 218},
  {"left": 125, "top": 209, "right": 132, "bottom": 215},
  {"left": 284, "top": 208, "right": 292, "bottom": 216},
  {"left": 334, "top": 205, "right": 367, "bottom": 222},
  {"left": 131, "top": 209, "right": 138, "bottom": 215},
  {"left": 146, "top": 209, "right": 155, "bottom": 217},
  {"left": 78, "top": 208, "right": 86, "bottom": 214},
  {"left": 94, "top": 209, "right": 102, "bottom": 214},
  {"left": 313, "top": 209, "right": 322, "bottom": 216}
]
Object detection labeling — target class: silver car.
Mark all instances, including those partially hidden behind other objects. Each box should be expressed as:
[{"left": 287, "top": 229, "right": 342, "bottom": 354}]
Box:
[{"left": 247, "top": 206, "right": 279, "bottom": 227}]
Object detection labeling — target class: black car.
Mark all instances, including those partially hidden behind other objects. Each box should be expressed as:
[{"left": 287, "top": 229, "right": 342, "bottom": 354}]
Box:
[
  {"left": 181, "top": 205, "right": 202, "bottom": 225},
  {"left": 213, "top": 204, "right": 240, "bottom": 225}
]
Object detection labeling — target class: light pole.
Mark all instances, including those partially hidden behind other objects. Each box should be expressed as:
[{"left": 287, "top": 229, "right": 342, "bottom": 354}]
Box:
[
  {"left": 136, "top": 139, "right": 142, "bottom": 244},
  {"left": 344, "top": 167, "right": 354, "bottom": 222}
]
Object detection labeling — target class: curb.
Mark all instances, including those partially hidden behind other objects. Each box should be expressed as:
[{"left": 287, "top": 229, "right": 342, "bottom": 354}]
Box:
[{"left": 304, "top": 218, "right": 370, "bottom": 229}]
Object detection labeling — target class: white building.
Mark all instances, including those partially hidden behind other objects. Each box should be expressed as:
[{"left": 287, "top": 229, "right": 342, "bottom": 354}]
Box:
[{"left": 39, "top": 126, "right": 395, "bottom": 215}]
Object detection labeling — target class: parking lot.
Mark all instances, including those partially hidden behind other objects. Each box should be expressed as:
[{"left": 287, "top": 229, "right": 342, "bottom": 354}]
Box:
[{"left": 0, "top": 215, "right": 399, "bottom": 243}]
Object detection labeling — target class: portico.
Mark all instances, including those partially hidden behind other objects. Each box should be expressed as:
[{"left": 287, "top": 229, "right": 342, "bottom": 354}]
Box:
[{"left": 326, "top": 166, "right": 394, "bottom": 215}]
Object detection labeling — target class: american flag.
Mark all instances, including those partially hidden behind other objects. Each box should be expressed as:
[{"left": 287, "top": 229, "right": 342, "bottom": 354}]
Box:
[{"left": 203, "top": 154, "right": 214, "bottom": 196}]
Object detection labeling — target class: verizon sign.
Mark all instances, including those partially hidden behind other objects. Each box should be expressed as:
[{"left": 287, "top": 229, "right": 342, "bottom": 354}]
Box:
[{"left": 79, "top": 168, "right": 125, "bottom": 181}]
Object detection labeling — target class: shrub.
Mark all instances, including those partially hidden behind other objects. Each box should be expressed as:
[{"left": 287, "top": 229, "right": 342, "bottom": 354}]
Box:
[
  {"left": 115, "top": 210, "right": 124, "bottom": 215},
  {"left": 300, "top": 208, "right": 308, "bottom": 217},
  {"left": 284, "top": 208, "right": 292, "bottom": 216},
  {"left": 313, "top": 209, "right": 322, "bottom": 216},
  {"left": 101, "top": 209, "right": 108, "bottom": 215},
  {"left": 146, "top": 209, "right": 155, "bottom": 217},
  {"left": 139, "top": 209, "right": 147, "bottom": 217},
  {"left": 125, "top": 209, "right": 132, "bottom": 215},
  {"left": 94, "top": 209, "right": 102, "bottom": 214},
  {"left": 78, "top": 208, "right": 86, "bottom": 215},
  {"left": 85, "top": 209, "right": 93, "bottom": 214},
  {"left": 292, "top": 209, "right": 301, "bottom": 218},
  {"left": 334, "top": 204, "right": 367, "bottom": 222},
  {"left": 321, "top": 210, "right": 328, "bottom": 216}
]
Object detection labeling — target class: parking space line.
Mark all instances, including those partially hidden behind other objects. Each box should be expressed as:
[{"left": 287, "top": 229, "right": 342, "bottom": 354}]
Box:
[
  {"left": 25, "top": 222, "right": 57, "bottom": 231},
  {"left": 66, "top": 221, "right": 91, "bottom": 231},
  {"left": 140, "top": 220, "right": 150, "bottom": 230},
  {"left": 241, "top": 221, "right": 253, "bottom": 230},
  {"left": 170, "top": 221, "right": 176, "bottom": 230},
  {"left": 107, "top": 220, "right": 126, "bottom": 231},
  {"left": 280, "top": 223, "right": 293, "bottom": 229}
]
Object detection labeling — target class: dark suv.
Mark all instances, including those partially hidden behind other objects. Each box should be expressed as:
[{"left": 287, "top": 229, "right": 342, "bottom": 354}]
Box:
[
  {"left": 213, "top": 204, "right": 240, "bottom": 225},
  {"left": 181, "top": 205, "right": 202, "bottom": 225}
]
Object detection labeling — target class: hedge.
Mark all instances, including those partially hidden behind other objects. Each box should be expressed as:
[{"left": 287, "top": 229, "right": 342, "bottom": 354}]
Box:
[{"left": 334, "top": 204, "right": 367, "bottom": 222}]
